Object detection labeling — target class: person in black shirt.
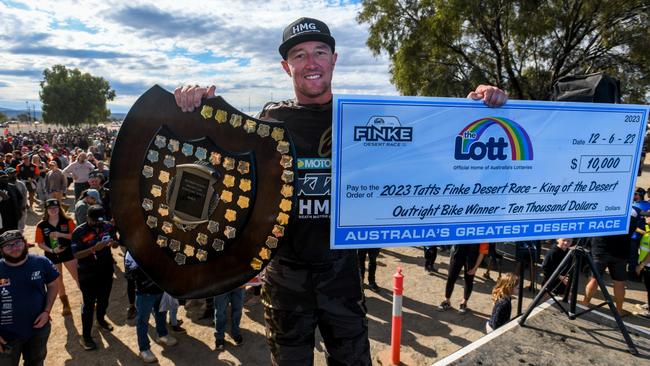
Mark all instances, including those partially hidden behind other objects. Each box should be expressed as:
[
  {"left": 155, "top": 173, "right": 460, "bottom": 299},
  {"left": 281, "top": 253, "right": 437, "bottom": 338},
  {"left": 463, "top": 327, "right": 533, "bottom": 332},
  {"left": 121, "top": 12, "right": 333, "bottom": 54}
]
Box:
[
  {"left": 15, "top": 154, "right": 39, "bottom": 210},
  {"left": 541, "top": 238, "right": 572, "bottom": 295},
  {"left": 71, "top": 205, "right": 117, "bottom": 350},
  {"left": 582, "top": 210, "right": 636, "bottom": 313},
  {"left": 175, "top": 17, "right": 507, "bottom": 365},
  {"left": 438, "top": 243, "right": 488, "bottom": 314},
  {"left": 0, "top": 170, "right": 23, "bottom": 234},
  {"left": 125, "top": 251, "right": 177, "bottom": 363}
]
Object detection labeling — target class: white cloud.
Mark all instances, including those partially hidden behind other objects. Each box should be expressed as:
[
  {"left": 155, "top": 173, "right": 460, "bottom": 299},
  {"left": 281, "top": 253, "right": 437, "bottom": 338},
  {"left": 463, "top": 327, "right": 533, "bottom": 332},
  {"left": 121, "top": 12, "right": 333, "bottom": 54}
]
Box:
[{"left": 0, "top": 0, "right": 396, "bottom": 113}]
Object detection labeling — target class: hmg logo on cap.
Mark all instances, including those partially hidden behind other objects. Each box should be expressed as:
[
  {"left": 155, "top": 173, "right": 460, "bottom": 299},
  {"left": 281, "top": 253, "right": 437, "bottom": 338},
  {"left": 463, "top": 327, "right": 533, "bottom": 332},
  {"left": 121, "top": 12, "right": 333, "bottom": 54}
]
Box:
[
  {"left": 293, "top": 22, "right": 318, "bottom": 35},
  {"left": 454, "top": 117, "right": 533, "bottom": 161}
]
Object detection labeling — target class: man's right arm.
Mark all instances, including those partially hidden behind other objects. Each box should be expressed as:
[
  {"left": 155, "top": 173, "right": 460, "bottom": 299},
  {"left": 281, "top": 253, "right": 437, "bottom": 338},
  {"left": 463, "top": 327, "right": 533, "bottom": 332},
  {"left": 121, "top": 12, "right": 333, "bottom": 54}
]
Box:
[{"left": 174, "top": 85, "right": 216, "bottom": 112}]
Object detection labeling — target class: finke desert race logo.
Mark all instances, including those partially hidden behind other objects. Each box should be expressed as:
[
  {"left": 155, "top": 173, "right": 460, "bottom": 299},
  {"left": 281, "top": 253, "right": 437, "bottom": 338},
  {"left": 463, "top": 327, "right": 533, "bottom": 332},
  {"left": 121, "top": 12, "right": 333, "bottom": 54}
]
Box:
[
  {"left": 353, "top": 116, "right": 412, "bottom": 146},
  {"left": 455, "top": 117, "right": 533, "bottom": 161}
]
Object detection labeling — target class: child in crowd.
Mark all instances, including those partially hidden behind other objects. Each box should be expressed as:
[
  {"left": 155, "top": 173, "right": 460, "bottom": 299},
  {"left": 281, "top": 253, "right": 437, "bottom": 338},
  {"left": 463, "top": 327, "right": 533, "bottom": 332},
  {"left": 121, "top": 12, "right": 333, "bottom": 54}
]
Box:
[{"left": 486, "top": 273, "right": 519, "bottom": 333}]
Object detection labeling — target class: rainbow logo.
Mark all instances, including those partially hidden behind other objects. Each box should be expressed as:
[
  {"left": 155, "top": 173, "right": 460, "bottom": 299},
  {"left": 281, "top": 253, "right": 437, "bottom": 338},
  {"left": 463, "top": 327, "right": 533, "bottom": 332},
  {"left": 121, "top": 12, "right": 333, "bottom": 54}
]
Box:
[{"left": 457, "top": 117, "right": 533, "bottom": 161}]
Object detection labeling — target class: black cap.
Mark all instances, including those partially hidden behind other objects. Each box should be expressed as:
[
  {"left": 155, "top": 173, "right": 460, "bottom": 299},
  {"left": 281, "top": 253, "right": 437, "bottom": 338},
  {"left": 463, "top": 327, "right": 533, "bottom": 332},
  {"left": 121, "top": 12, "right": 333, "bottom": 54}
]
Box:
[
  {"left": 279, "top": 17, "right": 335, "bottom": 60},
  {"left": 87, "top": 204, "right": 105, "bottom": 221},
  {"left": 0, "top": 230, "right": 25, "bottom": 246},
  {"left": 636, "top": 187, "right": 646, "bottom": 197},
  {"left": 45, "top": 199, "right": 60, "bottom": 208}
]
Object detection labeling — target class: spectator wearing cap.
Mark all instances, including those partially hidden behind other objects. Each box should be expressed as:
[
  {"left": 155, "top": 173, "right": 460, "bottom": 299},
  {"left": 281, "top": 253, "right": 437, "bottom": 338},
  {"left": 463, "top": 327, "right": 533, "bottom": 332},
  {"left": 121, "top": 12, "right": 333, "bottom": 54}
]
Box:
[
  {"left": 35, "top": 199, "right": 78, "bottom": 317},
  {"left": 88, "top": 171, "right": 110, "bottom": 220},
  {"left": 62, "top": 152, "right": 95, "bottom": 200},
  {"left": 0, "top": 230, "right": 60, "bottom": 365},
  {"left": 45, "top": 161, "right": 67, "bottom": 203},
  {"left": 0, "top": 171, "right": 23, "bottom": 234},
  {"left": 71, "top": 205, "right": 117, "bottom": 351},
  {"left": 74, "top": 189, "right": 101, "bottom": 226}
]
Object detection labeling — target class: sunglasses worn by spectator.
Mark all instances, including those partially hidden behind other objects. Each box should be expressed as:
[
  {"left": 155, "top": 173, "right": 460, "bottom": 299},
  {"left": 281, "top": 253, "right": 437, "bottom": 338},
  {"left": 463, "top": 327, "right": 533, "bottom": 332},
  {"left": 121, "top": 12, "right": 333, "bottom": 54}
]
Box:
[{"left": 1, "top": 240, "right": 25, "bottom": 249}]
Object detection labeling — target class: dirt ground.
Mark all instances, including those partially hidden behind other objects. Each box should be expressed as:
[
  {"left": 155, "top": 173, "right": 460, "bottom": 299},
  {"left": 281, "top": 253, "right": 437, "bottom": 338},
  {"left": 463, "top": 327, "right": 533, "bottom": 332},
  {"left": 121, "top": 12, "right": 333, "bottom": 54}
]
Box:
[
  {"left": 21, "top": 157, "right": 650, "bottom": 365},
  {"left": 440, "top": 302, "right": 650, "bottom": 366}
]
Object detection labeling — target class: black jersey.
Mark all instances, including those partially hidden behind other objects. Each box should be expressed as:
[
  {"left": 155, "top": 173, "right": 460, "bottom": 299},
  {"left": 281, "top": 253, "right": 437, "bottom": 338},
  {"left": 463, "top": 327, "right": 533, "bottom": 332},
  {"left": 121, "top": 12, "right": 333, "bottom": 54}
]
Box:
[{"left": 260, "top": 99, "right": 349, "bottom": 264}]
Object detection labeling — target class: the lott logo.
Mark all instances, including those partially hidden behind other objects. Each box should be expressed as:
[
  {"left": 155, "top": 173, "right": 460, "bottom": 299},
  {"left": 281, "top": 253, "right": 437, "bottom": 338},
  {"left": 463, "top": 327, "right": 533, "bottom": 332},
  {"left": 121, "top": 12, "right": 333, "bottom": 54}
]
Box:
[
  {"left": 353, "top": 116, "right": 412, "bottom": 142},
  {"left": 454, "top": 117, "right": 533, "bottom": 161}
]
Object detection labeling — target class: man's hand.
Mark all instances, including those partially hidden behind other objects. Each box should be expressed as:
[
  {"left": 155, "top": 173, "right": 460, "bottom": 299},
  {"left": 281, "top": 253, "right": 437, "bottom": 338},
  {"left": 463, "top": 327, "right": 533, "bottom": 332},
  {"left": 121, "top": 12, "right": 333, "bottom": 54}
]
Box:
[
  {"left": 49, "top": 232, "right": 59, "bottom": 239},
  {"left": 174, "top": 85, "right": 216, "bottom": 112},
  {"left": 53, "top": 246, "right": 65, "bottom": 254},
  {"left": 95, "top": 240, "right": 109, "bottom": 251},
  {"left": 468, "top": 85, "right": 508, "bottom": 107},
  {"left": 33, "top": 311, "right": 50, "bottom": 328},
  {"left": 467, "top": 267, "right": 477, "bottom": 276},
  {"left": 0, "top": 335, "right": 6, "bottom": 353}
]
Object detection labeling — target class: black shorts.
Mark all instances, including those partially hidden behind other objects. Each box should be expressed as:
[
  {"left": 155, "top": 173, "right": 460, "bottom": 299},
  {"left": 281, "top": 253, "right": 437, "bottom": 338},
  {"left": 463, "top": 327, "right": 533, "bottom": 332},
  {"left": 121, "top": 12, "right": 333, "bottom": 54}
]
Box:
[{"left": 593, "top": 255, "right": 627, "bottom": 281}]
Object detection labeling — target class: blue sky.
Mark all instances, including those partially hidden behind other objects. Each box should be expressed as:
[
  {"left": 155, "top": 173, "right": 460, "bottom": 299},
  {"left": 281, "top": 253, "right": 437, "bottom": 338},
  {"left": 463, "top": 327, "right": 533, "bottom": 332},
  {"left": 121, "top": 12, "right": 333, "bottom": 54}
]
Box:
[{"left": 0, "top": 0, "right": 396, "bottom": 114}]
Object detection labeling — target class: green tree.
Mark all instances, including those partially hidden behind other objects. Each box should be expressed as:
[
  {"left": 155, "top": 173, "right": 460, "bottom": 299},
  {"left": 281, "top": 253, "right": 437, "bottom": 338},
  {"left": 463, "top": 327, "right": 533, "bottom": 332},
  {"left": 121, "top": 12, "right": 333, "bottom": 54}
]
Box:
[
  {"left": 0, "top": 112, "right": 7, "bottom": 122},
  {"left": 358, "top": 0, "right": 650, "bottom": 102},
  {"left": 39, "top": 64, "right": 116, "bottom": 125}
]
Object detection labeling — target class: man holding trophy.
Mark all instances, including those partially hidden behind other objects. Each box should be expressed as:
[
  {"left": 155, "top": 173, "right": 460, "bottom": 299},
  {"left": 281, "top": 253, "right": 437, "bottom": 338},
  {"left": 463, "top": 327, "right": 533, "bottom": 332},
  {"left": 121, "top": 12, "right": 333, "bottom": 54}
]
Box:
[{"left": 175, "top": 17, "right": 507, "bottom": 366}]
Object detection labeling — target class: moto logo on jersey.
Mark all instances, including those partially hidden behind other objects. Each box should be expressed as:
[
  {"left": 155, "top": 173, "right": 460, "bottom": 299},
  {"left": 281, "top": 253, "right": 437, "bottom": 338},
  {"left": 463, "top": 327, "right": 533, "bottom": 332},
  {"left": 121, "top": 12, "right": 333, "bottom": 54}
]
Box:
[
  {"left": 298, "top": 173, "right": 331, "bottom": 196},
  {"left": 297, "top": 158, "right": 331, "bottom": 170},
  {"left": 454, "top": 117, "right": 533, "bottom": 161},
  {"left": 354, "top": 116, "right": 412, "bottom": 142}
]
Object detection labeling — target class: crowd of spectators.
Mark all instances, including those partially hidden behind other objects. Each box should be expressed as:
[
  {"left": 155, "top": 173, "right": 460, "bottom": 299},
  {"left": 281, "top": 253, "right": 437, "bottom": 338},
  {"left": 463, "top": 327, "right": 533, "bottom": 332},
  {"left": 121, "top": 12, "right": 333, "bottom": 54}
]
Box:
[{"left": 0, "top": 126, "right": 116, "bottom": 232}]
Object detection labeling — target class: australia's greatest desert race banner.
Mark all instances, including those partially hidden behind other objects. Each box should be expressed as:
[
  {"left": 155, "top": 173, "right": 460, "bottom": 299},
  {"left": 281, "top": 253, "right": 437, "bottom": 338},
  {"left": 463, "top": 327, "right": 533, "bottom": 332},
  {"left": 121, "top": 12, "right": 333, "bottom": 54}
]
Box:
[{"left": 331, "top": 95, "right": 649, "bottom": 249}]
